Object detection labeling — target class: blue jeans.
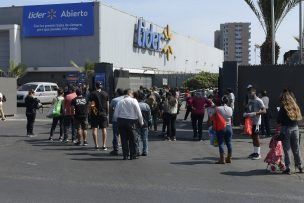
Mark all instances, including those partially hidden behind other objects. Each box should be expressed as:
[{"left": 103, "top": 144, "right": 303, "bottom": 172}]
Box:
[
  {"left": 216, "top": 125, "right": 233, "bottom": 154},
  {"left": 112, "top": 122, "right": 119, "bottom": 151},
  {"left": 137, "top": 128, "right": 149, "bottom": 154}
]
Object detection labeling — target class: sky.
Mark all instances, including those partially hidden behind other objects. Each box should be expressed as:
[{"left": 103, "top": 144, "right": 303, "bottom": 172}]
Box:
[{"left": 2, "top": 0, "right": 301, "bottom": 64}]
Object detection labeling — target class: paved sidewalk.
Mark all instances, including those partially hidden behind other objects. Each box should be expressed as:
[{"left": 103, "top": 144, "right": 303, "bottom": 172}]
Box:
[{"left": 0, "top": 108, "right": 303, "bottom": 202}]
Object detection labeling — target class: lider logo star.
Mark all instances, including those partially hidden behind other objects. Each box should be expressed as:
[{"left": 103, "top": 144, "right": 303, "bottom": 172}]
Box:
[
  {"left": 47, "top": 9, "right": 57, "bottom": 20},
  {"left": 163, "top": 25, "right": 173, "bottom": 61}
]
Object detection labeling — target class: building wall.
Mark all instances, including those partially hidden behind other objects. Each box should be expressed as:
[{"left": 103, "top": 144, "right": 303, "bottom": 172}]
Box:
[
  {"left": 0, "top": 77, "right": 17, "bottom": 116},
  {"left": 99, "top": 3, "right": 223, "bottom": 74},
  {"left": 0, "top": 3, "right": 100, "bottom": 70},
  {"left": 0, "top": 2, "right": 223, "bottom": 74}
]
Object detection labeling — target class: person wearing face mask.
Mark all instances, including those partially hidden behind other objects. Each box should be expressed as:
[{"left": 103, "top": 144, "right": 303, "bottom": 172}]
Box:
[{"left": 243, "top": 87, "right": 266, "bottom": 160}]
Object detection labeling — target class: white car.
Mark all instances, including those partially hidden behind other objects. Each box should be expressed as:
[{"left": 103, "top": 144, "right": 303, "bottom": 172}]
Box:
[{"left": 17, "top": 82, "right": 58, "bottom": 104}]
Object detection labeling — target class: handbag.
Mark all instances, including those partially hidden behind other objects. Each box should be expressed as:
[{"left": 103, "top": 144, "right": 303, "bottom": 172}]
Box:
[
  {"left": 211, "top": 108, "right": 227, "bottom": 131},
  {"left": 244, "top": 117, "right": 253, "bottom": 135}
]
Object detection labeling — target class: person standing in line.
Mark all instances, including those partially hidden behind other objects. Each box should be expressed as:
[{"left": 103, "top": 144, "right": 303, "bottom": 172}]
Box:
[
  {"left": 113, "top": 89, "right": 143, "bottom": 160},
  {"left": 191, "top": 91, "right": 212, "bottom": 141},
  {"left": 0, "top": 91, "right": 6, "bottom": 121},
  {"left": 71, "top": 89, "right": 89, "bottom": 146},
  {"left": 208, "top": 96, "right": 233, "bottom": 164},
  {"left": 277, "top": 89, "right": 303, "bottom": 174},
  {"left": 49, "top": 88, "right": 64, "bottom": 141},
  {"left": 109, "top": 88, "right": 125, "bottom": 156},
  {"left": 163, "top": 90, "right": 178, "bottom": 141},
  {"left": 89, "top": 82, "right": 109, "bottom": 150},
  {"left": 25, "top": 90, "right": 41, "bottom": 137},
  {"left": 261, "top": 90, "right": 271, "bottom": 137},
  {"left": 63, "top": 86, "right": 77, "bottom": 143},
  {"left": 184, "top": 92, "right": 194, "bottom": 121},
  {"left": 226, "top": 88, "right": 235, "bottom": 111},
  {"left": 243, "top": 88, "right": 266, "bottom": 160},
  {"left": 136, "top": 91, "right": 152, "bottom": 156},
  {"left": 147, "top": 88, "right": 160, "bottom": 132}
]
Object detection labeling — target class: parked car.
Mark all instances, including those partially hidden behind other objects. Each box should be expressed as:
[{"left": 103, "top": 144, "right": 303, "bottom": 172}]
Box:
[{"left": 17, "top": 82, "right": 58, "bottom": 104}]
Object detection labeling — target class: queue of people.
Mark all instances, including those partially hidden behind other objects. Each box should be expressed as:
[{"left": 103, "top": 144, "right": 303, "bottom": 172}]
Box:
[{"left": 10, "top": 82, "right": 303, "bottom": 173}]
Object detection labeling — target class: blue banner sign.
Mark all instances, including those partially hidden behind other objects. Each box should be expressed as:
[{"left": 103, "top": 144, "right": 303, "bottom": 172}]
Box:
[{"left": 22, "top": 2, "right": 94, "bottom": 37}]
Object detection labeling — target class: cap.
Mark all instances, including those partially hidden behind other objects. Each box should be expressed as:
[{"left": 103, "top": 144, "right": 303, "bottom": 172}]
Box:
[
  {"left": 247, "top": 84, "right": 253, "bottom": 89},
  {"left": 95, "top": 81, "right": 103, "bottom": 89}
]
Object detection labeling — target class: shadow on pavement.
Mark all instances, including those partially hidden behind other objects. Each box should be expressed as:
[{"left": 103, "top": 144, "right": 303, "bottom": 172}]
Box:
[
  {"left": 171, "top": 157, "right": 218, "bottom": 165},
  {"left": 221, "top": 169, "right": 275, "bottom": 177}
]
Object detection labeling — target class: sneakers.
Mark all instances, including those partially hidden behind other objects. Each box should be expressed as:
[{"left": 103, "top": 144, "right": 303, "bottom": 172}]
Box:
[
  {"left": 251, "top": 153, "right": 261, "bottom": 160},
  {"left": 1, "top": 118, "right": 5, "bottom": 121},
  {"left": 282, "top": 168, "right": 291, "bottom": 175},
  {"left": 74, "top": 141, "right": 81, "bottom": 146},
  {"left": 59, "top": 137, "right": 63, "bottom": 142},
  {"left": 83, "top": 141, "right": 88, "bottom": 146},
  {"left": 141, "top": 152, "right": 147, "bottom": 156},
  {"left": 248, "top": 153, "right": 256, "bottom": 158},
  {"left": 48, "top": 137, "right": 53, "bottom": 141},
  {"left": 101, "top": 146, "right": 108, "bottom": 151}
]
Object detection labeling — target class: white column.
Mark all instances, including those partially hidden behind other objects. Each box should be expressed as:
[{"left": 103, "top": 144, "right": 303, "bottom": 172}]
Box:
[{"left": 9, "top": 24, "right": 21, "bottom": 65}]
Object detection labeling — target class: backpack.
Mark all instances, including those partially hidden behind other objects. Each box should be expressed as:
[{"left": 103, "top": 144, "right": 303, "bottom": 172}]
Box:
[
  {"left": 52, "top": 98, "right": 62, "bottom": 117},
  {"left": 147, "top": 94, "right": 158, "bottom": 111},
  {"left": 211, "top": 108, "right": 227, "bottom": 131},
  {"left": 168, "top": 96, "right": 177, "bottom": 107}
]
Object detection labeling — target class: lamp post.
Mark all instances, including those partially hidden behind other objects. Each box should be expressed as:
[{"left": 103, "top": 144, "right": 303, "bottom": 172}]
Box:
[
  {"left": 300, "top": 0, "right": 303, "bottom": 64},
  {"left": 254, "top": 44, "right": 261, "bottom": 64},
  {"left": 271, "top": 0, "right": 275, "bottom": 65}
]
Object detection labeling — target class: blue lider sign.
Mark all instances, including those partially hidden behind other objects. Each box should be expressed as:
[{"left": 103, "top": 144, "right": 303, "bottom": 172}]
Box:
[{"left": 22, "top": 2, "right": 94, "bottom": 37}]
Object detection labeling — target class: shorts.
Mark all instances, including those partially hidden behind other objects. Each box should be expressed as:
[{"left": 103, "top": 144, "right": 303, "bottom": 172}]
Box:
[
  {"left": 91, "top": 115, "right": 108, "bottom": 129},
  {"left": 75, "top": 118, "right": 88, "bottom": 130},
  {"left": 252, "top": 125, "right": 260, "bottom": 135}
]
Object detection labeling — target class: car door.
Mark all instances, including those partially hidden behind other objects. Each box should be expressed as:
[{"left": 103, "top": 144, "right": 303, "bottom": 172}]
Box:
[
  {"left": 44, "top": 85, "right": 53, "bottom": 103},
  {"left": 35, "top": 85, "right": 45, "bottom": 103}
]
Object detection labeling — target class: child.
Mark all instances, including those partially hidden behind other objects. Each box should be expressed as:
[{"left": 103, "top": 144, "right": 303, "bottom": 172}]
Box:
[{"left": 264, "top": 127, "right": 285, "bottom": 172}]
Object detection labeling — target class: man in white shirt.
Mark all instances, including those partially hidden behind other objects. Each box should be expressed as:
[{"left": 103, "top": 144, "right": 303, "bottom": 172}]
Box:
[
  {"left": 0, "top": 92, "right": 5, "bottom": 120},
  {"left": 260, "top": 90, "right": 271, "bottom": 137},
  {"left": 113, "top": 89, "right": 144, "bottom": 160},
  {"left": 243, "top": 88, "right": 266, "bottom": 160}
]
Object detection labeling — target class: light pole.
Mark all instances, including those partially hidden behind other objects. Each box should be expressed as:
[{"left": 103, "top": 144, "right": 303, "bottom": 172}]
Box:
[
  {"left": 300, "top": 0, "right": 303, "bottom": 64},
  {"left": 271, "top": 0, "right": 275, "bottom": 65},
  {"left": 254, "top": 44, "right": 261, "bottom": 64}
]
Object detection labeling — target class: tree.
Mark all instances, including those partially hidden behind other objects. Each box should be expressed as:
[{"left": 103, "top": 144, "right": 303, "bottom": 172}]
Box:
[
  {"left": 244, "top": 0, "right": 300, "bottom": 64},
  {"left": 70, "top": 60, "right": 95, "bottom": 77},
  {"left": 184, "top": 71, "right": 218, "bottom": 90},
  {"left": 8, "top": 61, "right": 27, "bottom": 79}
]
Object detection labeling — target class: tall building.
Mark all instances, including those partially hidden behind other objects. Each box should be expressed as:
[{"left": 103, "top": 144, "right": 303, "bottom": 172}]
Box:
[{"left": 214, "top": 23, "right": 251, "bottom": 65}]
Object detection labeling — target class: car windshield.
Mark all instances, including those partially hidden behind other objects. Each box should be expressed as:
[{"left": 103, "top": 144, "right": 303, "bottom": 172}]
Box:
[{"left": 18, "top": 84, "right": 38, "bottom": 91}]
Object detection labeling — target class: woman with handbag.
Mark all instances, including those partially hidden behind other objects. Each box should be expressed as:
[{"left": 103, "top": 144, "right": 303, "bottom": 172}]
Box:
[
  {"left": 277, "top": 89, "right": 303, "bottom": 174},
  {"left": 209, "top": 96, "right": 233, "bottom": 164}
]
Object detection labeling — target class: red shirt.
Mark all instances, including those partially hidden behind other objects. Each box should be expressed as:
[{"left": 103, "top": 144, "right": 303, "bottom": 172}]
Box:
[
  {"left": 64, "top": 92, "right": 77, "bottom": 116},
  {"left": 191, "top": 96, "right": 211, "bottom": 115}
]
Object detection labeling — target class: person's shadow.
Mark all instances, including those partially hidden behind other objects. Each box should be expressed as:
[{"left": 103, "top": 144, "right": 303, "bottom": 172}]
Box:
[
  {"left": 221, "top": 169, "right": 276, "bottom": 176},
  {"left": 171, "top": 157, "right": 218, "bottom": 165}
]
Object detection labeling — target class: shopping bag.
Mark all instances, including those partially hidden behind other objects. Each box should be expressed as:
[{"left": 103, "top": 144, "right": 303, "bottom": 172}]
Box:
[
  {"left": 211, "top": 108, "right": 226, "bottom": 132},
  {"left": 244, "top": 117, "right": 253, "bottom": 135},
  {"left": 208, "top": 126, "right": 218, "bottom": 147},
  {"left": 46, "top": 104, "right": 55, "bottom": 118},
  {"left": 52, "top": 98, "right": 62, "bottom": 117}
]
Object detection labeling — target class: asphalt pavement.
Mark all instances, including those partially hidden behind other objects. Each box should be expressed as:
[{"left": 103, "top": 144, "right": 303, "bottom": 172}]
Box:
[{"left": 0, "top": 107, "right": 304, "bottom": 203}]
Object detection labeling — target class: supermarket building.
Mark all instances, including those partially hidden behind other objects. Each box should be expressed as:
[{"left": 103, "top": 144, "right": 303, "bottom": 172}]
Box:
[{"left": 0, "top": 2, "right": 223, "bottom": 89}]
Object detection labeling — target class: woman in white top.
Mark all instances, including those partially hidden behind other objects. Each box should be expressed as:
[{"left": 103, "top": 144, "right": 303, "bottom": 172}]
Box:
[{"left": 209, "top": 95, "right": 233, "bottom": 164}]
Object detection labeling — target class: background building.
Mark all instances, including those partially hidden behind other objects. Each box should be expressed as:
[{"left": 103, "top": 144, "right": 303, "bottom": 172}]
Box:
[
  {"left": 0, "top": 2, "right": 223, "bottom": 89},
  {"left": 214, "top": 22, "right": 251, "bottom": 65}
]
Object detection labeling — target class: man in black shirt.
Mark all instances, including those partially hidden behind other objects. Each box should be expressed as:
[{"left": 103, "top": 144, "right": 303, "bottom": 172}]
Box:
[
  {"left": 89, "top": 82, "right": 109, "bottom": 150},
  {"left": 72, "top": 89, "right": 88, "bottom": 146},
  {"left": 25, "top": 90, "right": 41, "bottom": 137}
]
